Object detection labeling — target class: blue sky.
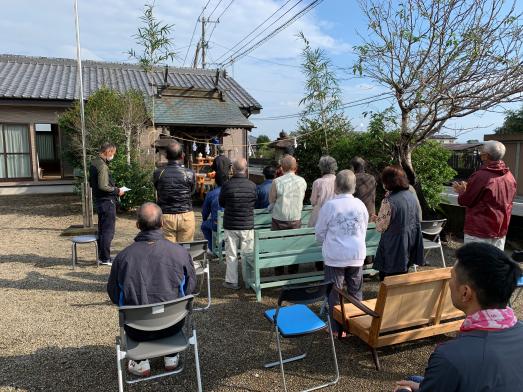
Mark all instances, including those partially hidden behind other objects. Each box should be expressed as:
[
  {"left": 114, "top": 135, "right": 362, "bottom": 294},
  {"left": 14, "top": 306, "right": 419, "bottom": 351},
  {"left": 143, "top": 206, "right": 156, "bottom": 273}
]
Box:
[{"left": 0, "top": 0, "right": 519, "bottom": 142}]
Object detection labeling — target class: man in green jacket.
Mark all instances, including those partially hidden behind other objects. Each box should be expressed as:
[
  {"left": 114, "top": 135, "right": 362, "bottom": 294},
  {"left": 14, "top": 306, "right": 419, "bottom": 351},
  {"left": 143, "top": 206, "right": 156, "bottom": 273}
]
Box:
[{"left": 89, "top": 142, "right": 124, "bottom": 265}]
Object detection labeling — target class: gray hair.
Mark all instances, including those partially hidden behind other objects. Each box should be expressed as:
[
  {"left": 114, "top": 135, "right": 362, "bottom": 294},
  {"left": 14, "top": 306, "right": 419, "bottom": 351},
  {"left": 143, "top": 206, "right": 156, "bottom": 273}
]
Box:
[
  {"left": 318, "top": 155, "right": 338, "bottom": 175},
  {"left": 482, "top": 140, "right": 506, "bottom": 161},
  {"left": 335, "top": 169, "right": 356, "bottom": 194},
  {"left": 137, "top": 202, "right": 162, "bottom": 231},
  {"left": 232, "top": 158, "right": 247, "bottom": 174}
]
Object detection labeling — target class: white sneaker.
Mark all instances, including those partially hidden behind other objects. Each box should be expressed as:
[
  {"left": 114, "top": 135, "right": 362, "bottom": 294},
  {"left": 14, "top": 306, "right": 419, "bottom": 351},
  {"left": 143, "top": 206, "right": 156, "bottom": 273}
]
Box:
[
  {"left": 127, "top": 359, "right": 151, "bottom": 377},
  {"left": 164, "top": 354, "right": 180, "bottom": 371},
  {"left": 98, "top": 258, "right": 113, "bottom": 266}
]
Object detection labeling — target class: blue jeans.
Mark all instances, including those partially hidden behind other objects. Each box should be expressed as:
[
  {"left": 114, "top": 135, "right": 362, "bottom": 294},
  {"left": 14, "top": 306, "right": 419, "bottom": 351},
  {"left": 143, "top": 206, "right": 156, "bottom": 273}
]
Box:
[{"left": 201, "top": 220, "right": 214, "bottom": 250}]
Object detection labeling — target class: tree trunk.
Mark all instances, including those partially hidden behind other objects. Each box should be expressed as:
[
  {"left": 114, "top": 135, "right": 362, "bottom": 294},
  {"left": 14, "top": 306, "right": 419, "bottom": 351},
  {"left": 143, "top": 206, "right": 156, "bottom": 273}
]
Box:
[
  {"left": 126, "top": 129, "right": 131, "bottom": 165},
  {"left": 399, "top": 128, "right": 438, "bottom": 219}
]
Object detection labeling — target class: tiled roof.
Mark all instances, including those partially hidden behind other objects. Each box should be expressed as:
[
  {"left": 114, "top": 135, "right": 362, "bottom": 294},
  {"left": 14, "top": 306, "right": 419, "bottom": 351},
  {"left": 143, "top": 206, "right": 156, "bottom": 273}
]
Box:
[
  {"left": 0, "top": 54, "right": 261, "bottom": 110},
  {"left": 152, "top": 95, "right": 254, "bottom": 128}
]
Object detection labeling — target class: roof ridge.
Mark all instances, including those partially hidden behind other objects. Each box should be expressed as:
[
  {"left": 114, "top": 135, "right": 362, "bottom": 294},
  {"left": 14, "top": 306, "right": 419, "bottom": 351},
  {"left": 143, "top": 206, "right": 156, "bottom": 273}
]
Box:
[{"left": 0, "top": 54, "right": 220, "bottom": 75}]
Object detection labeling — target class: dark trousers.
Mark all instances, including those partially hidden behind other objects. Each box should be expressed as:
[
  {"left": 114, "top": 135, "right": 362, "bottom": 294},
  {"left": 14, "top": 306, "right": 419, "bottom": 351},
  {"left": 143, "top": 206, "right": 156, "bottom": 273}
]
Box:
[
  {"left": 125, "top": 320, "right": 184, "bottom": 342},
  {"left": 201, "top": 220, "right": 214, "bottom": 250},
  {"left": 324, "top": 265, "right": 363, "bottom": 332},
  {"left": 272, "top": 218, "right": 301, "bottom": 275},
  {"left": 96, "top": 199, "right": 116, "bottom": 262}
]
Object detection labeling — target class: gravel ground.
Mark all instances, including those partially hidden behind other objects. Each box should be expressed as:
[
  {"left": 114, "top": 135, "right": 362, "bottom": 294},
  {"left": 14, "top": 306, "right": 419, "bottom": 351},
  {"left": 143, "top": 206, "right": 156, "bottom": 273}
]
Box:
[{"left": 0, "top": 194, "right": 521, "bottom": 392}]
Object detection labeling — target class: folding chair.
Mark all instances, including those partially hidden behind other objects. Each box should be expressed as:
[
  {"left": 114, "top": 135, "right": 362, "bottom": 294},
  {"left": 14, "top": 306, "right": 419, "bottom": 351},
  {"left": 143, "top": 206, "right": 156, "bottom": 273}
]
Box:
[
  {"left": 179, "top": 240, "right": 211, "bottom": 311},
  {"left": 115, "top": 295, "right": 202, "bottom": 392},
  {"left": 420, "top": 219, "right": 447, "bottom": 267},
  {"left": 263, "top": 283, "right": 339, "bottom": 392}
]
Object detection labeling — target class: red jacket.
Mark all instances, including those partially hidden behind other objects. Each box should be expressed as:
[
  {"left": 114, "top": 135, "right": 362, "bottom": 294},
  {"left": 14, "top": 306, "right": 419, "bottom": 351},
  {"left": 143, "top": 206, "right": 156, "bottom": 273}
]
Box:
[{"left": 458, "top": 161, "right": 517, "bottom": 238}]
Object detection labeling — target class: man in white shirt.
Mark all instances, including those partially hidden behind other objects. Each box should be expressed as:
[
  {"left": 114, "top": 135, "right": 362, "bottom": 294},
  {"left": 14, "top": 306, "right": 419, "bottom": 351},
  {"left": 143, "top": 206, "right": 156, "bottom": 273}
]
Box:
[
  {"left": 269, "top": 155, "right": 307, "bottom": 275},
  {"left": 315, "top": 170, "right": 369, "bottom": 336}
]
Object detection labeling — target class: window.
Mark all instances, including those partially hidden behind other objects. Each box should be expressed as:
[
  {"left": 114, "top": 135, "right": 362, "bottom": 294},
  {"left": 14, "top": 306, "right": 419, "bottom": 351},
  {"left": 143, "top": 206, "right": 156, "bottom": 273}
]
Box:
[{"left": 0, "top": 124, "right": 32, "bottom": 180}]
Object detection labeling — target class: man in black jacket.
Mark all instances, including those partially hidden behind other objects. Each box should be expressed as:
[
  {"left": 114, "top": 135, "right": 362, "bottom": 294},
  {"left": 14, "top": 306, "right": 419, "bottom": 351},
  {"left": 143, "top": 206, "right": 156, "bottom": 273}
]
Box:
[
  {"left": 212, "top": 145, "right": 231, "bottom": 185},
  {"left": 219, "top": 158, "right": 256, "bottom": 290},
  {"left": 153, "top": 140, "right": 196, "bottom": 243},
  {"left": 89, "top": 142, "right": 124, "bottom": 266},
  {"left": 107, "top": 202, "right": 196, "bottom": 377}
]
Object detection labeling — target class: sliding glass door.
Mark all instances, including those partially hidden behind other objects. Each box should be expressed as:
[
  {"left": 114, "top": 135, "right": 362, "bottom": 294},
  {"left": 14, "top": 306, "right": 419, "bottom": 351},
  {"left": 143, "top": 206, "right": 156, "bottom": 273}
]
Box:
[{"left": 0, "top": 124, "right": 32, "bottom": 180}]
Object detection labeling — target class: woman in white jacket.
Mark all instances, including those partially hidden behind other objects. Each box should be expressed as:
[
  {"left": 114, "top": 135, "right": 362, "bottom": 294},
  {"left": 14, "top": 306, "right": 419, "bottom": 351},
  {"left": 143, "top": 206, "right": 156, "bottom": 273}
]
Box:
[{"left": 315, "top": 170, "right": 369, "bottom": 336}]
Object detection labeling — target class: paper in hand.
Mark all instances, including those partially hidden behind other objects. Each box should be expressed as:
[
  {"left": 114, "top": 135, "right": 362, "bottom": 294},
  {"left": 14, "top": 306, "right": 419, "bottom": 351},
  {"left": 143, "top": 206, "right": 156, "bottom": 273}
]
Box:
[{"left": 120, "top": 186, "right": 131, "bottom": 193}]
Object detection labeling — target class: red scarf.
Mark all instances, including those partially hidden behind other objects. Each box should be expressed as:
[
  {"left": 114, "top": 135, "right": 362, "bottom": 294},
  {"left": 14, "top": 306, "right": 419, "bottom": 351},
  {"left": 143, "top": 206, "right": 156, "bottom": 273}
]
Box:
[{"left": 460, "top": 307, "right": 518, "bottom": 332}]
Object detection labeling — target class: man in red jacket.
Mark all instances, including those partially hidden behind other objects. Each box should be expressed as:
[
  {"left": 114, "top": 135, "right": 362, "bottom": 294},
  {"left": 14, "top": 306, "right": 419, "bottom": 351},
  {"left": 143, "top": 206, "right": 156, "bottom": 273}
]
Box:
[{"left": 453, "top": 140, "right": 517, "bottom": 250}]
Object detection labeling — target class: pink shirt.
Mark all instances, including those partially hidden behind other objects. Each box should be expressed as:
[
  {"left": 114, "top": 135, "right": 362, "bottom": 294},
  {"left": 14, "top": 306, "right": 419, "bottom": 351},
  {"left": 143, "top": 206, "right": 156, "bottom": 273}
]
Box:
[{"left": 309, "top": 174, "right": 336, "bottom": 227}]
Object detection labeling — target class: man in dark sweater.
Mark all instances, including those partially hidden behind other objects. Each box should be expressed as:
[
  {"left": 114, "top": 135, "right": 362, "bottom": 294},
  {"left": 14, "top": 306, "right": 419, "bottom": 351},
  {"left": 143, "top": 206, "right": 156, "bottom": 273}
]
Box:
[
  {"left": 153, "top": 140, "right": 196, "bottom": 243},
  {"left": 107, "top": 202, "right": 196, "bottom": 377},
  {"left": 394, "top": 242, "right": 523, "bottom": 392},
  {"left": 219, "top": 158, "right": 257, "bottom": 290},
  {"left": 89, "top": 142, "right": 124, "bottom": 266},
  {"left": 212, "top": 145, "right": 231, "bottom": 185}
]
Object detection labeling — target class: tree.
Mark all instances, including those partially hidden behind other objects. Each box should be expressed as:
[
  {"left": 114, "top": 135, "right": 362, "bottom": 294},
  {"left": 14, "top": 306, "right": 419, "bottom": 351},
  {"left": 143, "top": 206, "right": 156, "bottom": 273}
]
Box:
[
  {"left": 295, "top": 32, "right": 352, "bottom": 188},
  {"left": 495, "top": 104, "right": 523, "bottom": 134},
  {"left": 298, "top": 32, "right": 351, "bottom": 152},
  {"left": 121, "top": 90, "right": 149, "bottom": 165},
  {"left": 128, "top": 3, "right": 176, "bottom": 130},
  {"left": 59, "top": 88, "right": 153, "bottom": 210},
  {"left": 256, "top": 135, "right": 271, "bottom": 145},
  {"left": 354, "top": 0, "right": 523, "bottom": 184}
]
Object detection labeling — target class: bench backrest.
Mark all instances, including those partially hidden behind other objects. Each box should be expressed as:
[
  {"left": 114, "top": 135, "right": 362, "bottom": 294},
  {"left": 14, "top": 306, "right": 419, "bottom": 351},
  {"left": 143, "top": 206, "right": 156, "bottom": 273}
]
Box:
[
  {"left": 371, "top": 268, "right": 463, "bottom": 337},
  {"left": 217, "top": 205, "right": 313, "bottom": 233},
  {"left": 254, "top": 224, "right": 381, "bottom": 266}
]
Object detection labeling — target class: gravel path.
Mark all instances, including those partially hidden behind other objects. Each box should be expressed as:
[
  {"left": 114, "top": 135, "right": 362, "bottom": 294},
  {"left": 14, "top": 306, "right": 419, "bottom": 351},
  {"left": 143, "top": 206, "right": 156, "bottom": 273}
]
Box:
[{"left": 0, "top": 194, "right": 521, "bottom": 392}]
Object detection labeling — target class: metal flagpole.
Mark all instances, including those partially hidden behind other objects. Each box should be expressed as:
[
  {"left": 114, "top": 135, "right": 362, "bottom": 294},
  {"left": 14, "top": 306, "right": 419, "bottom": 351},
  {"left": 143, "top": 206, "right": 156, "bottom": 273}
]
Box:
[{"left": 74, "top": 0, "right": 93, "bottom": 227}]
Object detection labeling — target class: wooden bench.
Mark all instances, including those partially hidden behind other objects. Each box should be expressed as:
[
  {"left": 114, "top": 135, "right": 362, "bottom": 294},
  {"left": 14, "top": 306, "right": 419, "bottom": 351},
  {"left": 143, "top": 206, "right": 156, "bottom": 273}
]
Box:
[
  {"left": 247, "top": 224, "right": 381, "bottom": 301},
  {"left": 212, "top": 205, "right": 313, "bottom": 262},
  {"left": 333, "top": 267, "right": 464, "bottom": 370}
]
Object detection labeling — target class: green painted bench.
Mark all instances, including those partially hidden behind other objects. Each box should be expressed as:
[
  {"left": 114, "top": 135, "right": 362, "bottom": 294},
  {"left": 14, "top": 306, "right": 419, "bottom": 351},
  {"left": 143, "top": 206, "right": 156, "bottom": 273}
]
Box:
[
  {"left": 246, "top": 224, "right": 381, "bottom": 301},
  {"left": 212, "top": 205, "right": 313, "bottom": 262}
]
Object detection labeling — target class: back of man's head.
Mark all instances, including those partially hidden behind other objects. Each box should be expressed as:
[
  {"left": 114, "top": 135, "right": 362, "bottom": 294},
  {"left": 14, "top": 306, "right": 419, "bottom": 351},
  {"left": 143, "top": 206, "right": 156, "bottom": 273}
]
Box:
[
  {"left": 351, "top": 156, "right": 366, "bottom": 173},
  {"left": 232, "top": 158, "right": 247, "bottom": 175},
  {"left": 455, "top": 242, "right": 522, "bottom": 309},
  {"left": 263, "top": 165, "right": 276, "bottom": 180},
  {"left": 166, "top": 140, "right": 183, "bottom": 161},
  {"left": 136, "top": 202, "right": 163, "bottom": 231},
  {"left": 281, "top": 155, "right": 297, "bottom": 172},
  {"left": 217, "top": 145, "right": 225, "bottom": 155},
  {"left": 99, "top": 142, "right": 116, "bottom": 153},
  {"left": 482, "top": 140, "right": 506, "bottom": 161}
]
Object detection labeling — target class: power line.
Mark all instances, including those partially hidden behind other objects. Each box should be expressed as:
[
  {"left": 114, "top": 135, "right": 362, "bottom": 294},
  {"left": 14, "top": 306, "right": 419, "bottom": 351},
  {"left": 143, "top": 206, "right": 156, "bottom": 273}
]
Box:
[
  {"left": 207, "top": 0, "right": 234, "bottom": 42},
  {"left": 209, "top": 40, "right": 301, "bottom": 68},
  {"left": 214, "top": 0, "right": 296, "bottom": 63},
  {"left": 207, "top": 0, "right": 224, "bottom": 19},
  {"left": 219, "top": 0, "right": 324, "bottom": 67},
  {"left": 254, "top": 92, "right": 395, "bottom": 120},
  {"left": 183, "top": 0, "right": 212, "bottom": 66}
]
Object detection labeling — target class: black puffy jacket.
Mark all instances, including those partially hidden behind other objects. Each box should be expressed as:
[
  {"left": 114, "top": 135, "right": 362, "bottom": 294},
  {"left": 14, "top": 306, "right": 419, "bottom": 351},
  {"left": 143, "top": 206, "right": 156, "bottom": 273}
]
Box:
[
  {"left": 219, "top": 174, "right": 257, "bottom": 230},
  {"left": 154, "top": 161, "right": 196, "bottom": 214}
]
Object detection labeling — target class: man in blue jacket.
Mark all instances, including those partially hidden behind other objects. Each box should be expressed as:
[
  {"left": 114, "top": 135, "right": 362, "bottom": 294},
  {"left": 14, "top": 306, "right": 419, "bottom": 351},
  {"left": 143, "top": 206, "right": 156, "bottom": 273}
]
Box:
[
  {"left": 255, "top": 165, "right": 275, "bottom": 209},
  {"left": 394, "top": 242, "right": 523, "bottom": 392},
  {"left": 107, "top": 202, "right": 196, "bottom": 378},
  {"left": 201, "top": 175, "right": 224, "bottom": 251}
]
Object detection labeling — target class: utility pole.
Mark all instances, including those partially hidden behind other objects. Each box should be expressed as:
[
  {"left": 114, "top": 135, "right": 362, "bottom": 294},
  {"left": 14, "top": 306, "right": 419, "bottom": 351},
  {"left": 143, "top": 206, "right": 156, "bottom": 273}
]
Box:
[
  {"left": 195, "top": 16, "right": 218, "bottom": 69},
  {"left": 201, "top": 16, "right": 206, "bottom": 69}
]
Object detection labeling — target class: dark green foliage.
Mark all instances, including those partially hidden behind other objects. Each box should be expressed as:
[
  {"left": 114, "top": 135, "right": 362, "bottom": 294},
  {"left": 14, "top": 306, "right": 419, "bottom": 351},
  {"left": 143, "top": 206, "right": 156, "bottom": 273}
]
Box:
[
  {"left": 297, "top": 111, "right": 456, "bottom": 210},
  {"left": 495, "top": 105, "right": 523, "bottom": 134},
  {"left": 58, "top": 87, "right": 153, "bottom": 210},
  {"left": 412, "top": 141, "right": 457, "bottom": 209}
]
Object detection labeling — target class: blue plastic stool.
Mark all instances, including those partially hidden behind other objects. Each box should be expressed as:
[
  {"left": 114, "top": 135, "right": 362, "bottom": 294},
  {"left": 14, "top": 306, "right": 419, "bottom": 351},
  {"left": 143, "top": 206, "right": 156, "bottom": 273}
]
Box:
[{"left": 71, "top": 235, "right": 98, "bottom": 269}]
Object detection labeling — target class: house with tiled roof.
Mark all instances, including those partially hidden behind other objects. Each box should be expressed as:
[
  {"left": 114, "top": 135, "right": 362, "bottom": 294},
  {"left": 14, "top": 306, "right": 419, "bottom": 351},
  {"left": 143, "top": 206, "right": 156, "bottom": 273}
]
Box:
[{"left": 0, "top": 54, "right": 261, "bottom": 194}]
